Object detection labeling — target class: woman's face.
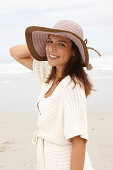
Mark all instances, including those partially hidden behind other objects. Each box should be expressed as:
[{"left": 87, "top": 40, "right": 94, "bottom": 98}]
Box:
[{"left": 46, "top": 34, "right": 75, "bottom": 69}]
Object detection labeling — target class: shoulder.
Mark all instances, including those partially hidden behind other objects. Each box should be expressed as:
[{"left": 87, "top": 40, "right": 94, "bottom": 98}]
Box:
[
  {"left": 62, "top": 75, "right": 86, "bottom": 101},
  {"left": 32, "top": 58, "right": 52, "bottom": 89},
  {"left": 63, "top": 75, "right": 85, "bottom": 92},
  {"left": 33, "top": 58, "right": 51, "bottom": 68}
]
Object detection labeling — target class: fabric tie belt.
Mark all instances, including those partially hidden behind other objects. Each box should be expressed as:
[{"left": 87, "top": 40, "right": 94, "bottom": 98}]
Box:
[{"left": 32, "top": 130, "right": 45, "bottom": 170}]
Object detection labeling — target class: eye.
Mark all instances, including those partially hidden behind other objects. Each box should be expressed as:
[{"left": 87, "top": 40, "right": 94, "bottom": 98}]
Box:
[
  {"left": 59, "top": 43, "right": 65, "bottom": 47},
  {"left": 47, "top": 39, "right": 52, "bottom": 43}
]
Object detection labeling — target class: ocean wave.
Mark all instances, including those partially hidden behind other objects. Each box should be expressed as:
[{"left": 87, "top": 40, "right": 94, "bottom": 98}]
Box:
[{"left": 0, "top": 56, "right": 113, "bottom": 76}]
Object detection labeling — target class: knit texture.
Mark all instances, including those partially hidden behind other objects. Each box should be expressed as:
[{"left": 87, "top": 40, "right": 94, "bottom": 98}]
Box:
[{"left": 32, "top": 58, "right": 93, "bottom": 170}]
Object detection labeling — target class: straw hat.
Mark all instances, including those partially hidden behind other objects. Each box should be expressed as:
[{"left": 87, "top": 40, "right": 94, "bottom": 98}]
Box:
[{"left": 25, "top": 20, "right": 101, "bottom": 70}]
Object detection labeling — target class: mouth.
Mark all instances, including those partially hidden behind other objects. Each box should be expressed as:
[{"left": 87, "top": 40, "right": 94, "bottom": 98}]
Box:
[{"left": 49, "top": 54, "right": 60, "bottom": 60}]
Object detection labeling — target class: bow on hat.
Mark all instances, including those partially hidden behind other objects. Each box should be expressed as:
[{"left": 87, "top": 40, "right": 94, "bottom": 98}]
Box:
[{"left": 83, "top": 38, "right": 101, "bottom": 70}]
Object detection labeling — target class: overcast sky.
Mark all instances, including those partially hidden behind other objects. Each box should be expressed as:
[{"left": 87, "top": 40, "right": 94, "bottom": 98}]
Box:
[{"left": 0, "top": 0, "right": 113, "bottom": 63}]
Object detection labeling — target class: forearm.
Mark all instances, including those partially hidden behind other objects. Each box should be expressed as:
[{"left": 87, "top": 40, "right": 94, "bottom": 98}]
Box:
[
  {"left": 9, "top": 44, "right": 31, "bottom": 59},
  {"left": 70, "top": 137, "right": 86, "bottom": 170}
]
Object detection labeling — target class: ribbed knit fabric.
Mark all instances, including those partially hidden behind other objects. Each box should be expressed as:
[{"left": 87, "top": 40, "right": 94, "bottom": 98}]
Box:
[{"left": 32, "top": 58, "right": 93, "bottom": 170}]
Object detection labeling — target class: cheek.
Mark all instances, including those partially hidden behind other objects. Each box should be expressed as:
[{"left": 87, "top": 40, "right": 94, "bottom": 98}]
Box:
[
  {"left": 60, "top": 48, "right": 68, "bottom": 55},
  {"left": 63, "top": 49, "right": 71, "bottom": 59},
  {"left": 64, "top": 51, "right": 72, "bottom": 63}
]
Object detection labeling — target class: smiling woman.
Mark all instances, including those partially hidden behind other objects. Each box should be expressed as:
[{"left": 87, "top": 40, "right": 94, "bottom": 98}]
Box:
[
  {"left": 45, "top": 34, "right": 75, "bottom": 78},
  {"left": 24, "top": 20, "right": 100, "bottom": 170},
  {"left": 9, "top": 19, "right": 101, "bottom": 170},
  {"left": 44, "top": 33, "right": 94, "bottom": 97}
]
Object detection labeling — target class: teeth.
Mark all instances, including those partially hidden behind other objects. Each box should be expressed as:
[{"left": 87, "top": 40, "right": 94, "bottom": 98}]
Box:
[{"left": 50, "top": 55, "right": 58, "bottom": 58}]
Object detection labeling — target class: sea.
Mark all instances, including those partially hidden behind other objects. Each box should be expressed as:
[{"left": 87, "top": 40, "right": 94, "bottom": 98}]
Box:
[
  {"left": 0, "top": 55, "right": 113, "bottom": 113},
  {"left": 0, "top": 55, "right": 113, "bottom": 85}
]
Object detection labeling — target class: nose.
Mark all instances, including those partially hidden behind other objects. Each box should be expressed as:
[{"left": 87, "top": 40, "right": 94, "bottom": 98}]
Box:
[{"left": 50, "top": 43, "right": 57, "bottom": 51}]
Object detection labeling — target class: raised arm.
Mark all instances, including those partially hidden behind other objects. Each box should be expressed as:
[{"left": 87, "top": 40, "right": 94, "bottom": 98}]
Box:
[{"left": 9, "top": 44, "right": 33, "bottom": 70}]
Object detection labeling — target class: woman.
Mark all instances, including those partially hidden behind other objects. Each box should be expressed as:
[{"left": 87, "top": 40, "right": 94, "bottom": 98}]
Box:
[{"left": 9, "top": 20, "right": 101, "bottom": 170}]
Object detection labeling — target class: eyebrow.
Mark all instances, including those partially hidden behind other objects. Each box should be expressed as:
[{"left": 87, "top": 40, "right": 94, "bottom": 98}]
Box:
[{"left": 47, "top": 37, "right": 67, "bottom": 44}]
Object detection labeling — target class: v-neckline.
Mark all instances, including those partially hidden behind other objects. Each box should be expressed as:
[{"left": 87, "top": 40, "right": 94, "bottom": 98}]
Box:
[
  {"left": 44, "top": 79, "right": 60, "bottom": 98},
  {"left": 36, "top": 75, "right": 70, "bottom": 111},
  {"left": 37, "top": 79, "right": 60, "bottom": 111}
]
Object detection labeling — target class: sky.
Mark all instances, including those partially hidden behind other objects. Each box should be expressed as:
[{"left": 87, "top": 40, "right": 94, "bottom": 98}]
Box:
[{"left": 0, "top": 0, "right": 113, "bottom": 63}]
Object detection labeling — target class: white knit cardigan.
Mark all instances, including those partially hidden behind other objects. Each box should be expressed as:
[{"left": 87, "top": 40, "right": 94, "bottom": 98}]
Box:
[{"left": 32, "top": 58, "right": 89, "bottom": 170}]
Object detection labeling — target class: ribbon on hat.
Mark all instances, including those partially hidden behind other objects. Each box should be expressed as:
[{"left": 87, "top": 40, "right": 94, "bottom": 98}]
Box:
[
  {"left": 87, "top": 47, "right": 101, "bottom": 56},
  {"left": 84, "top": 38, "right": 88, "bottom": 44},
  {"left": 84, "top": 38, "right": 101, "bottom": 70},
  {"left": 84, "top": 38, "right": 101, "bottom": 56},
  {"left": 86, "top": 63, "right": 93, "bottom": 70}
]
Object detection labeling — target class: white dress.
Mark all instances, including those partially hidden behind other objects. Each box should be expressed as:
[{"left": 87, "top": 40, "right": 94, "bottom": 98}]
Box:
[
  {"left": 32, "top": 58, "right": 93, "bottom": 170},
  {"left": 33, "top": 95, "right": 93, "bottom": 170}
]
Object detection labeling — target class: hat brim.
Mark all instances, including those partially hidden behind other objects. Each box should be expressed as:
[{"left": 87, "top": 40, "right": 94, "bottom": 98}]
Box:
[{"left": 25, "top": 26, "right": 90, "bottom": 68}]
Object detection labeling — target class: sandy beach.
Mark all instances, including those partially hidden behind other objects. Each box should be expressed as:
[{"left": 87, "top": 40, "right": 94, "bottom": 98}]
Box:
[{"left": 0, "top": 71, "right": 113, "bottom": 170}]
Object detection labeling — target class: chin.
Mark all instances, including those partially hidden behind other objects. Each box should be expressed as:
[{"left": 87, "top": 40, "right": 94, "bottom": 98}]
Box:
[{"left": 48, "top": 63, "right": 56, "bottom": 66}]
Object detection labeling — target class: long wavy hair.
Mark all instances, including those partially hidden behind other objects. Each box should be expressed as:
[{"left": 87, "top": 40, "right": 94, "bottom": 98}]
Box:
[{"left": 44, "top": 39, "right": 94, "bottom": 97}]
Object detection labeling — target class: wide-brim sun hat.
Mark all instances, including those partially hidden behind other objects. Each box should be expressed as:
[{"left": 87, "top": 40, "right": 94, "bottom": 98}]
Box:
[{"left": 25, "top": 20, "right": 101, "bottom": 70}]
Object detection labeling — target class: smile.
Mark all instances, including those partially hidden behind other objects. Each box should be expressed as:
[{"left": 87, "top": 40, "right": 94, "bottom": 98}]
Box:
[{"left": 49, "top": 54, "right": 60, "bottom": 60}]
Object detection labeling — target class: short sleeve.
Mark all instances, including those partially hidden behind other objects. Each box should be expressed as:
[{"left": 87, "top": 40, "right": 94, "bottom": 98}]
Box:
[
  {"left": 63, "top": 82, "right": 88, "bottom": 142},
  {"left": 32, "top": 58, "right": 52, "bottom": 89}
]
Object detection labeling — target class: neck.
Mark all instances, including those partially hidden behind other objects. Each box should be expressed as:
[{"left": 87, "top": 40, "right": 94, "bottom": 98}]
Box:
[{"left": 55, "top": 68, "right": 64, "bottom": 79}]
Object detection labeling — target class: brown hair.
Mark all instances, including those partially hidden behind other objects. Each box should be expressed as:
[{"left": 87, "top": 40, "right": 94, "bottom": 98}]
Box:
[{"left": 45, "top": 40, "right": 95, "bottom": 97}]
